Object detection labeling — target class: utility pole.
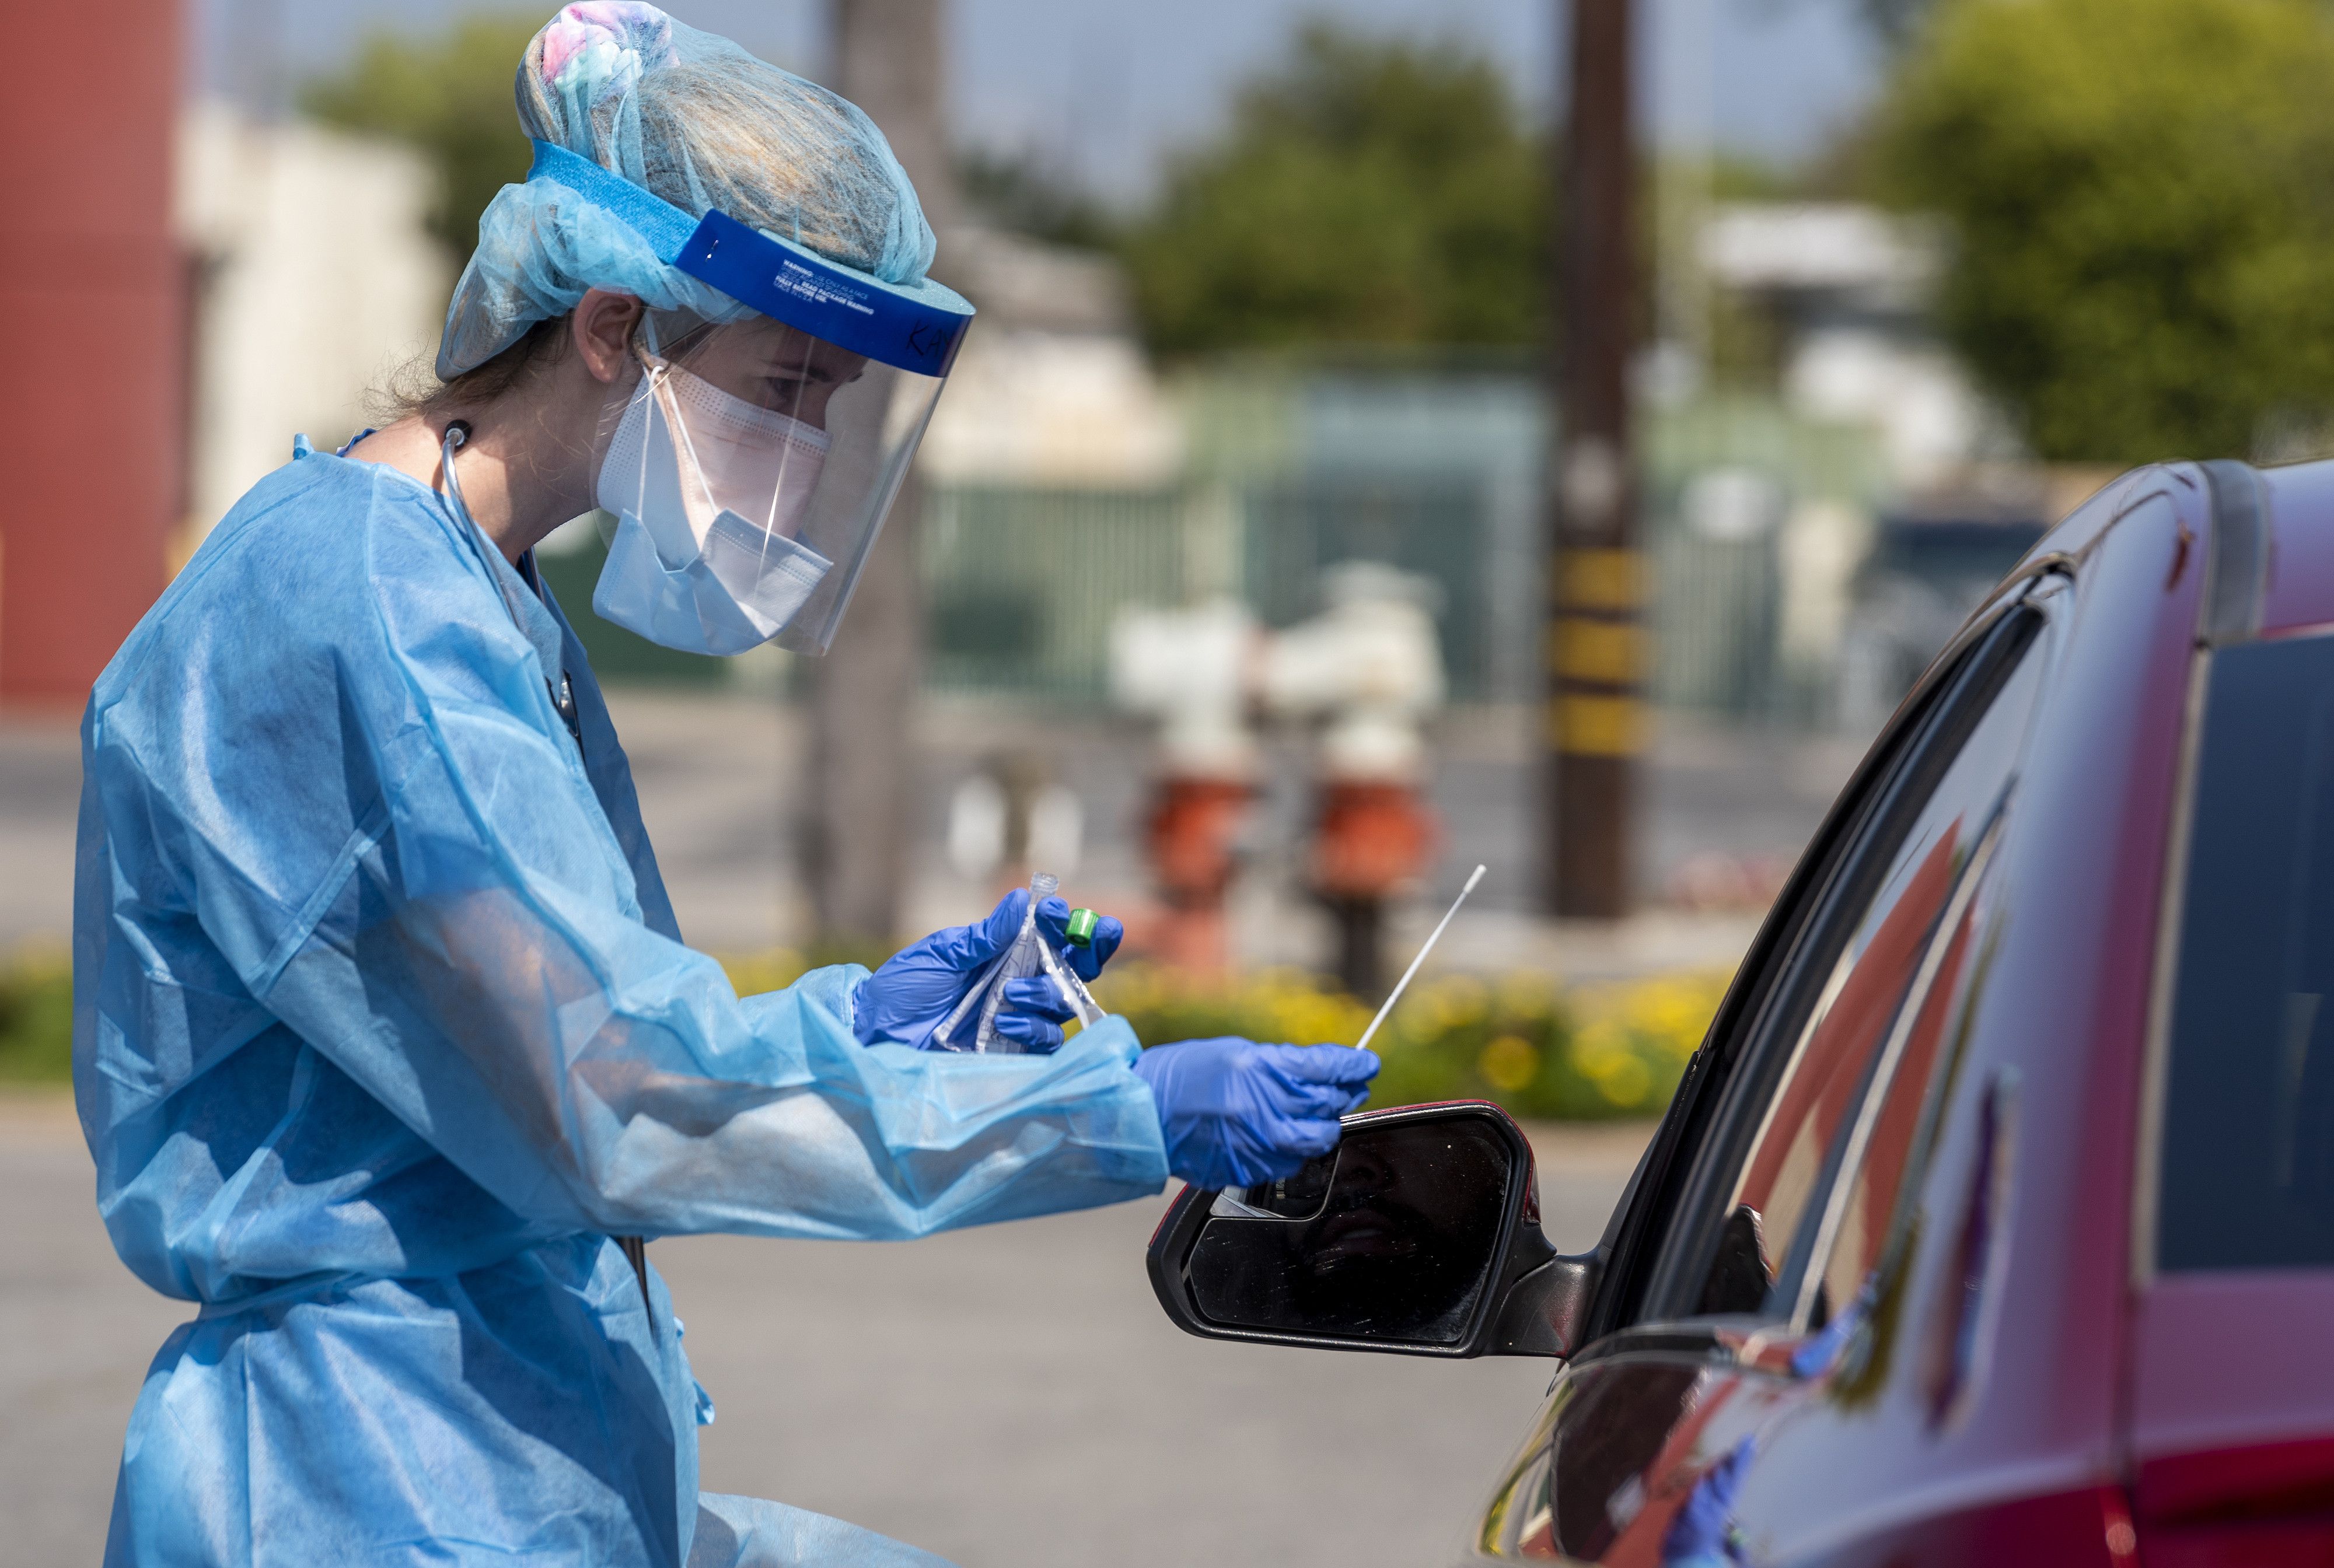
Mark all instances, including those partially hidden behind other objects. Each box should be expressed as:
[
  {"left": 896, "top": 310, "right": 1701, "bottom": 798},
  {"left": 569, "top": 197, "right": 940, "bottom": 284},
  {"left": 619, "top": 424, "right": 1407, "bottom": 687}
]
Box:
[
  {"left": 805, "top": 0, "right": 956, "bottom": 950},
  {"left": 1544, "top": 0, "right": 1640, "bottom": 920}
]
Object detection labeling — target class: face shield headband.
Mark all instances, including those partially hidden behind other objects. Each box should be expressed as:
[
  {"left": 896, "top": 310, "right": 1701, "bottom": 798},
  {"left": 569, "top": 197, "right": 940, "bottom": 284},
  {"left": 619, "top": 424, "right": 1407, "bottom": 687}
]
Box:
[
  {"left": 527, "top": 141, "right": 974, "bottom": 655},
  {"left": 529, "top": 141, "right": 972, "bottom": 378}
]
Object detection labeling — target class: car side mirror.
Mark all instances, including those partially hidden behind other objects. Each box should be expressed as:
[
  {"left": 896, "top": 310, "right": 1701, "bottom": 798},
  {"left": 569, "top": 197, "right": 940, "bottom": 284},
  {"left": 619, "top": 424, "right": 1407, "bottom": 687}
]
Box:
[{"left": 1145, "top": 1101, "right": 1601, "bottom": 1359}]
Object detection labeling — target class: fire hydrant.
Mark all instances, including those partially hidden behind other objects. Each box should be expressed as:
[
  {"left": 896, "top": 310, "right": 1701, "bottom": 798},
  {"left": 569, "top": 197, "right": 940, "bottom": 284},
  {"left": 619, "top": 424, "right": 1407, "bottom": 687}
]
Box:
[
  {"left": 1108, "top": 598, "right": 1259, "bottom": 974},
  {"left": 1260, "top": 562, "right": 1446, "bottom": 999}
]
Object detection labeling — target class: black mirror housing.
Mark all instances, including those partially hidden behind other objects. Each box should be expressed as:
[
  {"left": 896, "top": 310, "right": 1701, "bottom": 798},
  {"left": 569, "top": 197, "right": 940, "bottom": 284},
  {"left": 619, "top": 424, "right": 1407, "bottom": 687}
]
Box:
[{"left": 1145, "top": 1101, "right": 1601, "bottom": 1359}]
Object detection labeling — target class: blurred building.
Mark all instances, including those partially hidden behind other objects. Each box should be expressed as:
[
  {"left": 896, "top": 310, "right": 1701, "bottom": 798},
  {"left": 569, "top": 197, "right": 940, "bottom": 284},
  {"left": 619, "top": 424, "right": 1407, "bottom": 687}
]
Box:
[
  {"left": 921, "top": 225, "right": 1182, "bottom": 488},
  {"left": 176, "top": 102, "right": 448, "bottom": 550},
  {"left": 1701, "top": 202, "right": 2000, "bottom": 492},
  {"left": 0, "top": 0, "right": 180, "bottom": 708}
]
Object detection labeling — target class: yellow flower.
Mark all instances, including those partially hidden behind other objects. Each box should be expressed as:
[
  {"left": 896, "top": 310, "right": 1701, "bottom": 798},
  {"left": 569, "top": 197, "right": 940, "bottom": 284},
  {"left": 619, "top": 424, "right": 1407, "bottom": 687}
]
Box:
[
  {"left": 1478, "top": 1034, "right": 1540, "bottom": 1092},
  {"left": 1586, "top": 1053, "right": 1651, "bottom": 1107},
  {"left": 721, "top": 949, "right": 808, "bottom": 997}
]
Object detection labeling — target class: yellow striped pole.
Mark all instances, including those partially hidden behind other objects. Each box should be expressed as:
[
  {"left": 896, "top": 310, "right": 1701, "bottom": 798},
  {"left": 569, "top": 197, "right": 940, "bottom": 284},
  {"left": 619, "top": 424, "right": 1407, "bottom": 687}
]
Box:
[{"left": 1546, "top": 0, "right": 1641, "bottom": 920}]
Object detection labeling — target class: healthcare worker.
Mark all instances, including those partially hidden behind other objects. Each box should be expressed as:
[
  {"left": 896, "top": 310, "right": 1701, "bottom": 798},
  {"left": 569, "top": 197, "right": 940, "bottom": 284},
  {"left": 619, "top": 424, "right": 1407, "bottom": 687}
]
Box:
[{"left": 72, "top": 8, "right": 1379, "bottom": 1565}]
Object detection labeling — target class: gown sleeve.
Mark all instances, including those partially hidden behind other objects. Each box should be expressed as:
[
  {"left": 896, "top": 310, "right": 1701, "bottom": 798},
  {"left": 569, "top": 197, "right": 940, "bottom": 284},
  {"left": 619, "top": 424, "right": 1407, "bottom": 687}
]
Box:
[{"left": 215, "top": 499, "right": 1169, "bottom": 1242}]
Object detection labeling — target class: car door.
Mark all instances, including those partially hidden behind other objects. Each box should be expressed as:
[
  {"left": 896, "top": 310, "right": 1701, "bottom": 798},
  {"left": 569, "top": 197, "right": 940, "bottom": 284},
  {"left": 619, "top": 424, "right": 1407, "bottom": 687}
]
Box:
[
  {"left": 1472, "top": 584, "right": 2072, "bottom": 1563},
  {"left": 2128, "top": 625, "right": 2334, "bottom": 1562}
]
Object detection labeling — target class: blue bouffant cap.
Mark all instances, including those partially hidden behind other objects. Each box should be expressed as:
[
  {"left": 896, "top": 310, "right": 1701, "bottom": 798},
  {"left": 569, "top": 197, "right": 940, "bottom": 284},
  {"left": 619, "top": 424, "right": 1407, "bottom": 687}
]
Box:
[{"left": 437, "top": 2, "right": 942, "bottom": 379}]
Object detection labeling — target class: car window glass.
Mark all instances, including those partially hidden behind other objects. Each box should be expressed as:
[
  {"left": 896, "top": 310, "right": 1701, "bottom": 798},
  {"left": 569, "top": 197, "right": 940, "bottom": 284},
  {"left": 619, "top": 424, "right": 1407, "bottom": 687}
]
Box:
[
  {"left": 2160, "top": 632, "right": 2334, "bottom": 1270},
  {"left": 1792, "top": 836, "right": 1998, "bottom": 1327},
  {"left": 1688, "top": 626, "right": 2045, "bottom": 1318}
]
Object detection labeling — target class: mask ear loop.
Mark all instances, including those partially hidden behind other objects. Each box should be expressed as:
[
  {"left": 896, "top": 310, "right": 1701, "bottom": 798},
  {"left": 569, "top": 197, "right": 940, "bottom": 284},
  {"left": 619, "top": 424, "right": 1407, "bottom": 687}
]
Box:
[{"left": 615, "top": 321, "right": 664, "bottom": 532}]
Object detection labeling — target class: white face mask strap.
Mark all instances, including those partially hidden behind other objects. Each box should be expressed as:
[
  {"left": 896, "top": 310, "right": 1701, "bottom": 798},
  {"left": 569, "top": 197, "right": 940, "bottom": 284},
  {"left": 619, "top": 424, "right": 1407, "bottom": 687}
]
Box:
[{"left": 632, "top": 340, "right": 727, "bottom": 526}]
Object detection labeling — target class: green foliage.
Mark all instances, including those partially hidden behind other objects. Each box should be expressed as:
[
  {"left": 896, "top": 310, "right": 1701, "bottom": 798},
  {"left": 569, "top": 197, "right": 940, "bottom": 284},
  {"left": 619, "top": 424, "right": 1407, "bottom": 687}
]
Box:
[
  {"left": 718, "top": 950, "right": 1718, "bottom": 1121},
  {"left": 9, "top": 939, "right": 1713, "bottom": 1114},
  {"left": 303, "top": 13, "right": 543, "bottom": 262},
  {"left": 957, "top": 148, "right": 1119, "bottom": 251},
  {"left": 0, "top": 950, "right": 72, "bottom": 1084},
  {"left": 1103, "top": 964, "right": 1720, "bottom": 1121},
  {"left": 1860, "top": 0, "right": 1942, "bottom": 50},
  {"left": 1875, "top": 0, "right": 2334, "bottom": 464},
  {"left": 1121, "top": 23, "right": 1546, "bottom": 358},
  {"left": 1707, "top": 153, "right": 1799, "bottom": 203}
]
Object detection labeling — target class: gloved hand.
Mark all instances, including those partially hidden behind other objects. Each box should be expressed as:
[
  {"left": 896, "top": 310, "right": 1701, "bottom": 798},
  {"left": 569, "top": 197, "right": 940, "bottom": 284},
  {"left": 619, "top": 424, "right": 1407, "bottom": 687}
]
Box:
[
  {"left": 1131, "top": 1037, "right": 1381, "bottom": 1190},
  {"left": 851, "top": 888, "right": 1125, "bottom": 1053}
]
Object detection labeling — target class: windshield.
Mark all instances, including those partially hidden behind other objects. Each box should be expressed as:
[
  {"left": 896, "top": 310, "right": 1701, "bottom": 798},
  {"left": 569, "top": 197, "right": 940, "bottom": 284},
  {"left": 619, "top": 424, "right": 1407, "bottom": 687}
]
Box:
[{"left": 2160, "top": 632, "right": 2334, "bottom": 1271}]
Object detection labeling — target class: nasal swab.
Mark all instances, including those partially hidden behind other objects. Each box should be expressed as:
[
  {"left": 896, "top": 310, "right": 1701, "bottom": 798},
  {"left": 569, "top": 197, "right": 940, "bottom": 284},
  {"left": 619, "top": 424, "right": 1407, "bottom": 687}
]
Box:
[{"left": 1353, "top": 864, "right": 1487, "bottom": 1054}]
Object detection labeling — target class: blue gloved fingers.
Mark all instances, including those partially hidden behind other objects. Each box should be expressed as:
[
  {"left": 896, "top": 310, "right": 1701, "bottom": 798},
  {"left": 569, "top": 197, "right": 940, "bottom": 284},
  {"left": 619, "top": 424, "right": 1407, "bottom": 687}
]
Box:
[
  {"left": 1000, "top": 975, "right": 1077, "bottom": 1025},
  {"left": 1256, "top": 1045, "right": 1381, "bottom": 1117},
  {"left": 966, "top": 888, "right": 1032, "bottom": 964},
  {"left": 1068, "top": 915, "right": 1122, "bottom": 982},
  {"left": 1267, "top": 1080, "right": 1374, "bottom": 1125},
  {"left": 852, "top": 889, "right": 1032, "bottom": 1047},
  {"left": 886, "top": 887, "right": 1028, "bottom": 977},
  {"left": 1260, "top": 1042, "right": 1382, "bottom": 1087},
  {"left": 990, "top": 1009, "right": 1067, "bottom": 1053},
  {"left": 1134, "top": 1037, "right": 1378, "bottom": 1190},
  {"left": 1227, "top": 1116, "right": 1349, "bottom": 1188},
  {"left": 1034, "top": 897, "right": 1125, "bottom": 983}
]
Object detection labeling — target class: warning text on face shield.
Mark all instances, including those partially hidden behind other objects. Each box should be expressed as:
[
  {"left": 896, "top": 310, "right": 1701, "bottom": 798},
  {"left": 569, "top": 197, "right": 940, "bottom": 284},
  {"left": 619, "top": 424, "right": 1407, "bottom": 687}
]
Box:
[{"left": 773, "top": 259, "right": 876, "bottom": 316}]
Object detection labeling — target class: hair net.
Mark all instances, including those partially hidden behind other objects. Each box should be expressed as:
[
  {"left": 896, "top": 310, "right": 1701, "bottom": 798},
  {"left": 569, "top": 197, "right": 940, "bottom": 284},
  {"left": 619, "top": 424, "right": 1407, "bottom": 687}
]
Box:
[{"left": 437, "top": 2, "right": 938, "bottom": 378}]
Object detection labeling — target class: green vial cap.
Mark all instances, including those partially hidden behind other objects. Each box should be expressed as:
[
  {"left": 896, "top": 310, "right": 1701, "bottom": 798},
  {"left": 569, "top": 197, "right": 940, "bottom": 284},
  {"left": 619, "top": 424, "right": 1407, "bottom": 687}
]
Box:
[{"left": 1065, "top": 907, "right": 1100, "bottom": 947}]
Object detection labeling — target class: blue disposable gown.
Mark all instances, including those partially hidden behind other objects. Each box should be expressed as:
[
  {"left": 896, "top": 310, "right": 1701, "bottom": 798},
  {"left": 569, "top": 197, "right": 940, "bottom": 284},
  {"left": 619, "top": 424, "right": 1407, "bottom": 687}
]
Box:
[{"left": 74, "top": 445, "right": 1170, "bottom": 1566}]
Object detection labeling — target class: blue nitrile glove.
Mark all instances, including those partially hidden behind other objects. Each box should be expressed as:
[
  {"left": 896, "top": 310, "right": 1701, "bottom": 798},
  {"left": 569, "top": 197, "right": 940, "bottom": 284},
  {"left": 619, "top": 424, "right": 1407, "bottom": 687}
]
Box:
[
  {"left": 1131, "top": 1038, "right": 1381, "bottom": 1189},
  {"left": 851, "top": 889, "right": 1126, "bottom": 1052}
]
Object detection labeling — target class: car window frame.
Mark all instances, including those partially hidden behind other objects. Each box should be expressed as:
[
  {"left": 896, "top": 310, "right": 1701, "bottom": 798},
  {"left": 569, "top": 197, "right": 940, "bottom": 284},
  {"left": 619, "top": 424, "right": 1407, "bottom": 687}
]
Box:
[{"left": 1583, "top": 576, "right": 2061, "bottom": 1342}]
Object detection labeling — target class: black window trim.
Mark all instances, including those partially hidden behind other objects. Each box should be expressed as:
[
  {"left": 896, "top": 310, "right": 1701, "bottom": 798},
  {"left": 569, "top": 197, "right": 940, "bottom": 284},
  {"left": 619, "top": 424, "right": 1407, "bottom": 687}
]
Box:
[{"left": 1584, "top": 578, "right": 2060, "bottom": 1342}]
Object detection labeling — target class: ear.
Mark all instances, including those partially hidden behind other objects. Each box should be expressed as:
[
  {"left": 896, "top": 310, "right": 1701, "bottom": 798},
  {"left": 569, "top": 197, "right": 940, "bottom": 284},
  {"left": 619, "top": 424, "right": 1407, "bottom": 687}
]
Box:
[{"left": 572, "top": 289, "right": 645, "bottom": 382}]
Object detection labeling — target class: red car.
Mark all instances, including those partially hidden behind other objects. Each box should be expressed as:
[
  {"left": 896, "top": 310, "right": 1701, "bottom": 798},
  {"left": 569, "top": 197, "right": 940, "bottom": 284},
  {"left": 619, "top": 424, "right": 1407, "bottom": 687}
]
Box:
[{"left": 1148, "top": 459, "right": 2334, "bottom": 1564}]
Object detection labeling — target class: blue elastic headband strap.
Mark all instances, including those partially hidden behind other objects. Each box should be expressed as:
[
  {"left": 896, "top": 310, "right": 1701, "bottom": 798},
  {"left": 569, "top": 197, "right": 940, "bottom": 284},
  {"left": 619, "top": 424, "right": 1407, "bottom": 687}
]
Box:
[{"left": 525, "top": 140, "right": 972, "bottom": 376}]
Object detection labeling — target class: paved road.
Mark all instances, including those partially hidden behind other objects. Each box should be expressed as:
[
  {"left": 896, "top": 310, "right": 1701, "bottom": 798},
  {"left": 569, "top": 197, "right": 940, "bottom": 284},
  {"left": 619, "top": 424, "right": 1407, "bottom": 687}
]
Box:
[{"left": 0, "top": 1097, "right": 1646, "bottom": 1568}]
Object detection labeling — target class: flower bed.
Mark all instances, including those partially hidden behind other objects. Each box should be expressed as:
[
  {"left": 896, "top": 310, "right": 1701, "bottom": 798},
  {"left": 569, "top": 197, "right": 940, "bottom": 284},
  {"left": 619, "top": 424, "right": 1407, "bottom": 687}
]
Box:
[
  {"left": 1102, "top": 964, "right": 1723, "bottom": 1121},
  {"left": 2, "top": 944, "right": 1728, "bottom": 1122}
]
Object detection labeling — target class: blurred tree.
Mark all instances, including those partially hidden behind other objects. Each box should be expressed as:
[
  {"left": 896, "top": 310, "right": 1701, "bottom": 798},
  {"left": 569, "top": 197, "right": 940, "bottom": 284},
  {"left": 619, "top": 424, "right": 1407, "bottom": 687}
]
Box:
[
  {"left": 1858, "top": 0, "right": 1940, "bottom": 50},
  {"left": 1877, "top": 0, "right": 2334, "bottom": 464},
  {"left": 956, "top": 146, "right": 1117, "bottom": 249},
  {"left": 1121, "top": 23, "right": 1546, "bottom": 356},
  {"left": 1707, "top": 153, "right": 1797, "bottom": 202},
  {"left": 303, "top": 14, "right": 541, "bottom": 263}
]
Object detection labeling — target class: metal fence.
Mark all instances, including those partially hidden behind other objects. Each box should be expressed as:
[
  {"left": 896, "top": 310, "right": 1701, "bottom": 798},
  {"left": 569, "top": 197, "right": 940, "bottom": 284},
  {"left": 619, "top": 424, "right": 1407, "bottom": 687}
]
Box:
[
  {"left": 922, "top": 487, "right": 1190, "bottom": 701},
  {"left": 918, "top": 475, "right": 1519, "bottom": 706},
  {"left": 550, "top": 374, "right": 1958, "bottom": 731}
]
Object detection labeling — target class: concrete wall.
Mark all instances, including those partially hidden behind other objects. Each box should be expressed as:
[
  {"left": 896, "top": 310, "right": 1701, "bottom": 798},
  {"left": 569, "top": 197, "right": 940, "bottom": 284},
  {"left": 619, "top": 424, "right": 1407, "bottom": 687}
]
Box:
[{"left": 177, "top": 103, "right": 446, "bottom": 547}]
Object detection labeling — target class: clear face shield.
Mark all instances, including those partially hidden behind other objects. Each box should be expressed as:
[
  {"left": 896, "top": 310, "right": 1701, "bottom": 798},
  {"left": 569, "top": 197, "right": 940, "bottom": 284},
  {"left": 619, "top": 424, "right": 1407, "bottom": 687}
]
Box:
[
  {"left": 591, "top": 309, "right": 946, "bottom": 656},
  {"left": 527, "top": 142, "right": 970, "bottom": 657}
]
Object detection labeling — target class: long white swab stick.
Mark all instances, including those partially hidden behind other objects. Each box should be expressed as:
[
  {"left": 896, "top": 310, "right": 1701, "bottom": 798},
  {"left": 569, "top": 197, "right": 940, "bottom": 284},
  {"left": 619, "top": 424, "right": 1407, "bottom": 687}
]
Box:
[{"left": 1353, "top": 864, "right": 1487, "bottom": 1054}]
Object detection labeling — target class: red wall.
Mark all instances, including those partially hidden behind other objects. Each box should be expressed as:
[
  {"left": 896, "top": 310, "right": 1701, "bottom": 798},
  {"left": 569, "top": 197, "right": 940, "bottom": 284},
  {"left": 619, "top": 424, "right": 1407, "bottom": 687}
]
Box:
[{"left": 0, "top": 0, "right": 183, "bottom": 709}]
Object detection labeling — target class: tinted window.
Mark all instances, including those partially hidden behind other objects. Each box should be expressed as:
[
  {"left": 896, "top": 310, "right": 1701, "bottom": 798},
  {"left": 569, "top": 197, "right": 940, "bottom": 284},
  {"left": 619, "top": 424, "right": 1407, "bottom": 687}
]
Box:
[
  {"left": 1685, "top": 614, "right": 2045, "bottom": 1319},
  {"left": 1794, "top": 845, "right": 1996, "bottom": 1325},
  {"left": 2161, "top": 634, "right": 2334, "bottom": 1271}
]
